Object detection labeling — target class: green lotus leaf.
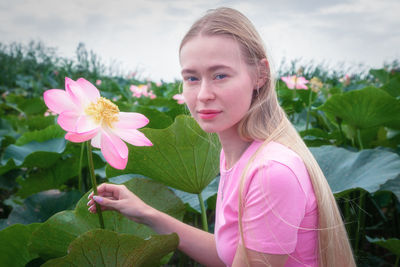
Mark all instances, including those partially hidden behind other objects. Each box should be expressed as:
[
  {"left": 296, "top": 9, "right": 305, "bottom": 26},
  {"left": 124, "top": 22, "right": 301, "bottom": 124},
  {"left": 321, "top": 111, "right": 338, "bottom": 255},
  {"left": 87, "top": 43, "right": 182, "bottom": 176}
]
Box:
[
  {"left": 0, "top": 223, "right": 40, "bottom": 267},
  {"left": 366, "top": 236, "right": 400, "bottom": 257},
  {"left": 1, "top": 190, "right": 81, "bottom": 230},
  {"left": 171, "top": 177, "right": 219, "bottom": 213},
  {"left": 1, "top": 138, "right": 66, "bottom": 167},
  {"left": 369, "top": 68, "right": 390, "bottom": 84},
  {"left": 106, "top": 115, "right": 221, "bottom": 194},
  {"left": 29, "top": 178, "right": 185, "bottom": 260},
  {"left": 14, "top": 142, "right": 104, "bottom": 198},
  {"left": 310, "top": 145, "right": 400, "bottom": 195},
  {"left": 382, "top": 76, "right": 400, "bottom": 98},
  {"left": 5, "top": 94, "right": 47, "bottom": 115},
  {"left": 15, "top": 124, "right": 65, "bottom": 146},
  {"left": 42, "top": 229, "right": 179, "bottom": 267},
  {"left": 379, "top": 174, "right": 400, "bottom": 201},
  {"left": 318, "top": 86, "right": 400, "bottom": 130}
]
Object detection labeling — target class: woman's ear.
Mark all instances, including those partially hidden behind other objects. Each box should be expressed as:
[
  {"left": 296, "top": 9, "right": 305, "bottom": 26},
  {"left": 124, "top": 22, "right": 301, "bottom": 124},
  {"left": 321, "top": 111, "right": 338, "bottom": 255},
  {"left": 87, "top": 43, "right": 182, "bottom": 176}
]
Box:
[{"left": 254, "top": 58, "right": 269, "bottom": 89}]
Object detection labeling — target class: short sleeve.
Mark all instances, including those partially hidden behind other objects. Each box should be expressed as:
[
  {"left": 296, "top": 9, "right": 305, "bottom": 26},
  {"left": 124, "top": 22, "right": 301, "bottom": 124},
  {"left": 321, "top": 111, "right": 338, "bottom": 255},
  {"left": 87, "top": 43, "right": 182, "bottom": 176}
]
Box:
[{"left": 240, "top": 160, "right": 307, "bottom": 255}]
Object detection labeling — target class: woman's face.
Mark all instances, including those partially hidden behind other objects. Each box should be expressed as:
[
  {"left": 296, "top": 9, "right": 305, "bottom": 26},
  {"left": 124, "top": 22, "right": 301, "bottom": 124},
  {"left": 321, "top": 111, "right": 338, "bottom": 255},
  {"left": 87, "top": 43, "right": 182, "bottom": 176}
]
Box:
[{"left": 180, "top": 35, "right": 256, "bottom": 136}]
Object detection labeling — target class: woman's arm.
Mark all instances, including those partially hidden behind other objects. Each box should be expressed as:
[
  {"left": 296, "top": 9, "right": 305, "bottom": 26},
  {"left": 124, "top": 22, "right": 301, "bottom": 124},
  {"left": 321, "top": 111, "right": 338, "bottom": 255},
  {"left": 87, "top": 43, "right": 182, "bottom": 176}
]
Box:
[{"left": 88, "top": 183, "right": 225, "bottom": 267}]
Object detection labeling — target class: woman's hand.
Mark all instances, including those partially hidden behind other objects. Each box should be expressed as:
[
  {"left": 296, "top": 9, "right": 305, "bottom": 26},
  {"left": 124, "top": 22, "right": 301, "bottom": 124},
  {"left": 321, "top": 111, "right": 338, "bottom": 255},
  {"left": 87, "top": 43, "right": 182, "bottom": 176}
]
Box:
[{"left": 87, "top": 183, "right": 153, "bottom": 225}]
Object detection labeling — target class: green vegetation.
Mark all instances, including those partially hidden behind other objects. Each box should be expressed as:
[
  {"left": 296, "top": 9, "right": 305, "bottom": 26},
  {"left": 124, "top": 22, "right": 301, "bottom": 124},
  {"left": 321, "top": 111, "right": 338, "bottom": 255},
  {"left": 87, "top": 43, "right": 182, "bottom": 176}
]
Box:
[{"left": 0, "top": 41, "right": 399, "bottom": 266}]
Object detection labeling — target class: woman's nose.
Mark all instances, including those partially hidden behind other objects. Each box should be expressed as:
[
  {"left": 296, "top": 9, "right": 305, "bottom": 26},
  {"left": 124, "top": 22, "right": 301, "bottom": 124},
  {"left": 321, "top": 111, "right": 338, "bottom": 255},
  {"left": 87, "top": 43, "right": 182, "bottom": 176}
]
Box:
[{"left": 197, "top": 80, "right": 215, "bottom": 102}]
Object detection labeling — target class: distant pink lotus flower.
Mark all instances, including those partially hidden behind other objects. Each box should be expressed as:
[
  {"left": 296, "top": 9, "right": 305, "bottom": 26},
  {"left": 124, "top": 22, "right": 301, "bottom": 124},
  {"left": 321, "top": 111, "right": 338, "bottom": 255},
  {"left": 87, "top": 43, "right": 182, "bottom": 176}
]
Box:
[
  {"left": 96, "top": 79, "right": 102, "bottom": 86},
  {"left": 43, "top": 77, "right": 152, "bottom": 169},
  {"left": 173, "top": 94, "right": 185, "bottom": 104},
  {"left": 281, "top": 75, "right": 309, "bottom": 90},
  {"left": 130, "top": 84, "right": 148, "bottom": 98}
]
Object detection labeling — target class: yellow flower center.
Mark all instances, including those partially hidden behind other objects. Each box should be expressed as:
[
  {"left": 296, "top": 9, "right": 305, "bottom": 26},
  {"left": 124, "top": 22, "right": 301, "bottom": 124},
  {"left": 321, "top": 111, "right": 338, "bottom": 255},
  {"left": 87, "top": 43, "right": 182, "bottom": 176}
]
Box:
[{"left": 85, "top": 97, "right": 119, "bottom": 128}]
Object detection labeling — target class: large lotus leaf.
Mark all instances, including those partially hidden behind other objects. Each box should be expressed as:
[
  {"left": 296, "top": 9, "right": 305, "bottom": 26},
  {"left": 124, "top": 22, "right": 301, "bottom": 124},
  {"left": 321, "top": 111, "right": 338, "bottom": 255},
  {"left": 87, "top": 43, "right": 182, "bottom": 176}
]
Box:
[
  {"left": 1, "top": 190, "right": 81, "bottom": 230},
  {"left": 309, "top": 146, "right": 400, "bottom": 194},
  {"left": 0, "top": 118, "right": 18, "bottom": 139},
  {"left": 5, "top": 94, "right": 47, "bottom": 115},
  {"left": 369, "top": 68, "right": 390, "bottom": 84},
  {"left": 106, "top": 115, "right": 221, "bottom": 194},
  {"left": 318, "top": 86, "right": 400, "bottom": 130},
  {"left": 15, "top": 124, "right": 65, "bottom": 146},
  {"left": 29, "top": 178, "right": 185, "bottom": 260},
  {"left": 42, "top": 229, "right": 179, "bottom": 267},
  {"left": 366, "top": 236, "right": 400, "bottom": 257},
  {"left": 382, "top": 76, "right": 400, "bottom": 98},
  {"left": 16, "top": 157, "right": 81, "bottom": 198},
  {"left": 172, "top": 177, "right": 219, "bottom": 213},
  {"left": 0, "top": 223, "right": 40, "bottom": 267},
  {"left": 379, "top": 175, "right": 400, "bottom": 201},
  {"left": 15, "top": 142, "right": 104, "bottom": 198},
  {"left": 1, "top": 138, "right": 66, "bottom": 168}
]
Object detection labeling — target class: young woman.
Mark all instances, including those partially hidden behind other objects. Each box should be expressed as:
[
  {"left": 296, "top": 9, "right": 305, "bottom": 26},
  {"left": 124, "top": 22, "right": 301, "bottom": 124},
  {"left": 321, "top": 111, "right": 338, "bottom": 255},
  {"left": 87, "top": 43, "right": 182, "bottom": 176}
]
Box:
[{"left": 88, "top": 7, "right": 355, "bottom": 267}]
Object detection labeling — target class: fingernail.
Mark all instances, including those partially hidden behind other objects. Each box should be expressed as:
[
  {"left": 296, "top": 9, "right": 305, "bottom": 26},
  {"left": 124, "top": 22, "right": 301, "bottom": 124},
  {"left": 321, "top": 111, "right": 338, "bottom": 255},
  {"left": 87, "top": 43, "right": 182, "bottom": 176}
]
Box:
[
  {"left": 93, "top": 196, "right": 103, "bottom": 203},
  {"left": 87, "top": 200, "right": 91, "bottom": 206},
  {"left": 87, "top": 192, "right": 92, "bottom": 199}
]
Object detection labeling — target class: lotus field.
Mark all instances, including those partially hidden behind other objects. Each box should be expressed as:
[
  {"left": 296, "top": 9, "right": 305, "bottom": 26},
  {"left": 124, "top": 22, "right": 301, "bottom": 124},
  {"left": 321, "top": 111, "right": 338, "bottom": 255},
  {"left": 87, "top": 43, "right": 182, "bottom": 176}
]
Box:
[{"left": 0, "top": 42, "right": 399, "bottom": 266}]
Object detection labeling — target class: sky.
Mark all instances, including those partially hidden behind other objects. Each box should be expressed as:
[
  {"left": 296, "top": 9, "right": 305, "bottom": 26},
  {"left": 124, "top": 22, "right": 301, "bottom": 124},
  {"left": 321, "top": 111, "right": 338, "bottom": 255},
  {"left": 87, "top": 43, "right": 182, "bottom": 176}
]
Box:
[{"left": 1, "top": 0, "right": 399, "bottom": 82}]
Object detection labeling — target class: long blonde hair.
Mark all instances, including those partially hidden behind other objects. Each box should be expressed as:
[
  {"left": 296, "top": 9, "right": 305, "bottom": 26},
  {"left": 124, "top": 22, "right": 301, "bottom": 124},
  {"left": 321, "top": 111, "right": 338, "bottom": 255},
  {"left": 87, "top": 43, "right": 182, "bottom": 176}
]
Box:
[{"left": 180, "top": 7, "right": 355, "bottom": 267}]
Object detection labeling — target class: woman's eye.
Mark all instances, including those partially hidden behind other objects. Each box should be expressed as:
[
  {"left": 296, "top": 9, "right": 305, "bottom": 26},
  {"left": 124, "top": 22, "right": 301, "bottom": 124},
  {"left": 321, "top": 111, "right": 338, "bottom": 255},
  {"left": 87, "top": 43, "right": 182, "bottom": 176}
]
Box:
[
  {"left": 215, "top": 74, "right": 227, "bottom": 80},
  {"left": 185, "top": 76, "right": 198, "bottom": 82}
]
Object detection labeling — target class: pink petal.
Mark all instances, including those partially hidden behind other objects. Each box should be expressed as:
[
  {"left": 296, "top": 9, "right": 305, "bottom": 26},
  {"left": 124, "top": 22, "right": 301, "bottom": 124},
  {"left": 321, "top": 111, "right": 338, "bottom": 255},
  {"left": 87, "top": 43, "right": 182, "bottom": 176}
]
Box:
[
  {"left": 112, "top": 128, "right": 153, "bottom": 146},
  {"left": 65, "top": 77, "right": 92, "bottom": 108},
  {"left": 296, "top": 84, "right": 309, "bottom": 90},
  {"left": 43, "top": 89, "right": 77, "bottom": 114},
  {"left": 114, "top": 112, "right": 149, "bottom": 129},
  {"left": 91, "top": 133, "right": 101, "bottom": 148},
  {"left": 58, "top": 111, "right": 80, "bottom": 132},
  {"left": 76, "top": 78, "right": 101, "bottom": 102},
  {"left": 281, "top": 76, "right": 295, "bottom": 89},
  {"left": 100, "top": 130, "right": 128, "bottom": 169},
  {"left": 75, "top": 115, "right": 100, "bottom": 133},
  {"left": 65, "top": 129, "right": 99, "bottom": 143}
]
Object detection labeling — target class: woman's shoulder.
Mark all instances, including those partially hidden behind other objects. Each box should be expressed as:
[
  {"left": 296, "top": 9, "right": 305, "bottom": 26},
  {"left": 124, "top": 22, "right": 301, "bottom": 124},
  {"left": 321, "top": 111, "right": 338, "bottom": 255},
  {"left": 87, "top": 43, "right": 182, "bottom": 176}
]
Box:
[
  {"left": 249, "top": 140, "right": 315, "bottom": 202},
  {"left": 252, "top": 140, "right": 305, "bottom": 171}
]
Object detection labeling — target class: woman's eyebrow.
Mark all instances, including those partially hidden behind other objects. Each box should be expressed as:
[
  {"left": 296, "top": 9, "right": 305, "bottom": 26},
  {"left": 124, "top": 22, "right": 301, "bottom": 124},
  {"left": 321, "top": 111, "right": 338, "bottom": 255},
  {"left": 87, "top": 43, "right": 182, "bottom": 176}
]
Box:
[{"left": 181, "top": 65, "right": 233, "bottom": 75}]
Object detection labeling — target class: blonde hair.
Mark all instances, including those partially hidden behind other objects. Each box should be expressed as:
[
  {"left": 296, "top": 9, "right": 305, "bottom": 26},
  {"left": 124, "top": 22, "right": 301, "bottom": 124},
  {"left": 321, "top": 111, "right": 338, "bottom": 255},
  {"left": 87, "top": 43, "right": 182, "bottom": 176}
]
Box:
[{"left": 180, "top": 7, "right": 355, "bottom": 267}]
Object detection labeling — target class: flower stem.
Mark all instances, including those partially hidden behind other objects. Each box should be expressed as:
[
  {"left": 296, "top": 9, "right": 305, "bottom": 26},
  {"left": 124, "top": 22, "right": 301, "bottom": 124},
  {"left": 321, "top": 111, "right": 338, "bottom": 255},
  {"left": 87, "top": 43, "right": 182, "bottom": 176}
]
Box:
[
  {"left": 197, "top": 193, "right": 208, "bottom": 232},
  {"left": 86, "top": 141, "right": 105, "bottom": 229},
  {"left": 78, "top": 142, "right": 85, "bottom": 193}
]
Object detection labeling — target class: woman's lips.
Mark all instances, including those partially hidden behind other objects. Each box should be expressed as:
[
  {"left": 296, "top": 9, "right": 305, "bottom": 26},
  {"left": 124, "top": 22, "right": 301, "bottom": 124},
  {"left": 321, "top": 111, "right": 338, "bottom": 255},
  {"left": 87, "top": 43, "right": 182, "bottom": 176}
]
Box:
[{"left": 198, "top": 110, "right": 221, "bottom": 119}]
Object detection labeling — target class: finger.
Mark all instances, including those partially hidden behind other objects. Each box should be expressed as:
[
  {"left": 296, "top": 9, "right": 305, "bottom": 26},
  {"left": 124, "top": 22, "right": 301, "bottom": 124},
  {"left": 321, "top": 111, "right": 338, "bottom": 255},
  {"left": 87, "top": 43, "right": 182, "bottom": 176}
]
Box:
[
  {"left": 93, "top": 195, "right": 119, "bottom": 210},
  {"left": 97, "top": 183, "right": 122, "bottom": 198}
]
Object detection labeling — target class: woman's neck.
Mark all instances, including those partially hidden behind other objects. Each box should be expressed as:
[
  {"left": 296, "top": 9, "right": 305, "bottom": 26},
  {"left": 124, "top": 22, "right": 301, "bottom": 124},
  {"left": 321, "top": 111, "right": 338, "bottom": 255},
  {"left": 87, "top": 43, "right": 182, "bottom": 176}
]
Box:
[{"left": 218, "top": 129, "right": 252, "bottom": 170}]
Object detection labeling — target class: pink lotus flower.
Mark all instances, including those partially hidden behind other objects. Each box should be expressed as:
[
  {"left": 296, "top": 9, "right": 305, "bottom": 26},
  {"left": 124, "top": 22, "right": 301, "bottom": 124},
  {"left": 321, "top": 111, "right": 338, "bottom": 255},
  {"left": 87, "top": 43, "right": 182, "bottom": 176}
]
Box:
[
  {"left": 43, "top": 77, "right": 153, "bottom": 170},
  {"left": 96, "top": 79, "right": 102, "bottom": 86},
  {"left": 281, "top": 75, "right": 309, "bottom": 90},
  {"left": 130, "top": 84, "right": 148, "bottom": 98},
  {"left": 173, "top": 94, "right": 185, "bottom": 104}
]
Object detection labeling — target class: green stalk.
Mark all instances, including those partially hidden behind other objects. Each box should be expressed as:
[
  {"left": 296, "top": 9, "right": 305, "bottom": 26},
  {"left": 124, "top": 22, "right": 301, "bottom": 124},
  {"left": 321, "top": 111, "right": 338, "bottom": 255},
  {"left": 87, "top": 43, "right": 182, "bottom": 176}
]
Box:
[
  {"left": 395, "top": 255, "right": 399, "bottom": 267},
  {"left": 305, "top": 89, "right": 313, "bottom": 131},
  {"left": 357, "top": 128, "right": 364, "bottom": 150},
  {"left": 86, "top": 141, "right": 105, "bottom": 229},
  {"left": 197, "top": 193, "right": 208, "bottom": 232},
  {"left": 78, "top": 142, "right": 85, "bottom": 193},
  {"left": 354, "top": 191, "right": 366, "bottom": 256}
]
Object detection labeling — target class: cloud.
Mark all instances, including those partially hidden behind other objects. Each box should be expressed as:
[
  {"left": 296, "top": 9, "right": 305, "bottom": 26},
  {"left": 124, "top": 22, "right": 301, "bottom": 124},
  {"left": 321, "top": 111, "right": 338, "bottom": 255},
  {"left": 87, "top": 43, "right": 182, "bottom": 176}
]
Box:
[{"left": 0, "top": 0, "right": 398, "bottom": 81}]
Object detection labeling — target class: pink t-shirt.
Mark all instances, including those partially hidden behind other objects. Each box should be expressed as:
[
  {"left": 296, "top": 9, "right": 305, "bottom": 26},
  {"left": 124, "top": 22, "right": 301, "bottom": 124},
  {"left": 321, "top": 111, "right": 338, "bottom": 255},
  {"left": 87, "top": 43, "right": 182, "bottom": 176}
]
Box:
[{"left": 215, "top": 141, "right": 318, "bottom": 266}]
